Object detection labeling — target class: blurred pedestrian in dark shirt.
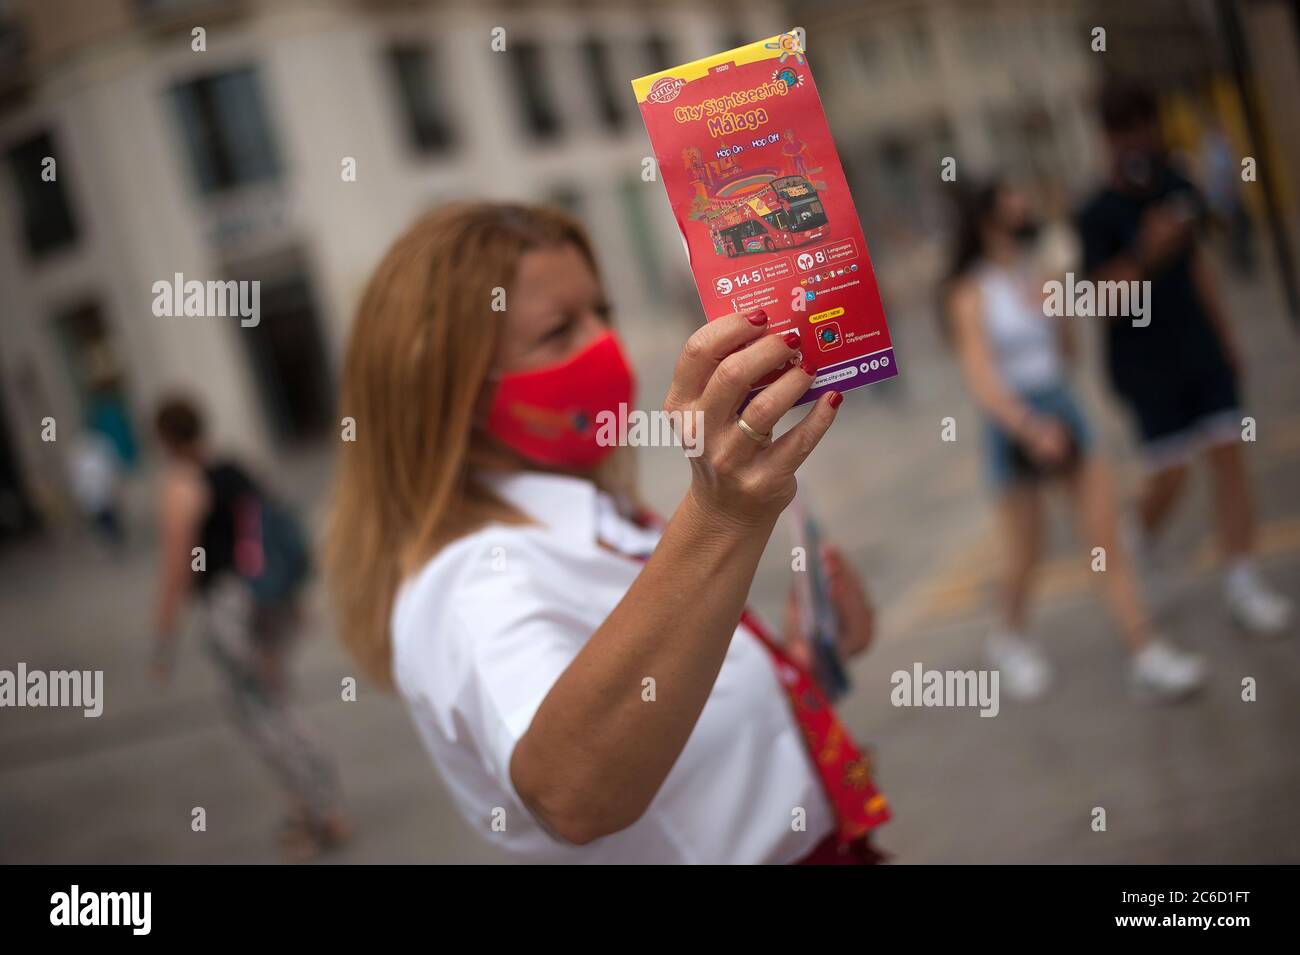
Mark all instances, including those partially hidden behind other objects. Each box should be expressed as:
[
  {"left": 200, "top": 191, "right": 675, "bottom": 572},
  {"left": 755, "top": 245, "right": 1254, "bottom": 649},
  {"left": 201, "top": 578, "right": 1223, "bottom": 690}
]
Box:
[{"left": 1078, "top": 79, "right": 1291, "bottom": 636}]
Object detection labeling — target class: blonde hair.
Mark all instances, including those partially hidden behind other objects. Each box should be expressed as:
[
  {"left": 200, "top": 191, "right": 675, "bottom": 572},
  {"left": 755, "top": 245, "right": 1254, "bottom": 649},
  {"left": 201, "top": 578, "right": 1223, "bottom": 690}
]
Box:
[{"left": 325, "top": 202, "right": 626, "bottom": 688}]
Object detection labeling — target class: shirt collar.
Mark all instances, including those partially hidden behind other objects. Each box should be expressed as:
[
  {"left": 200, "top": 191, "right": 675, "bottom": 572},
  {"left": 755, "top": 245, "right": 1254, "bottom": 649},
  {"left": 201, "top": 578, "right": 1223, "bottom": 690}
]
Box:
[
  {"left": 477, "top": 470, "right": 600, "bottom": 549},
  {"left": 476, "top": 470, "right": 658, "bottom": 557}
]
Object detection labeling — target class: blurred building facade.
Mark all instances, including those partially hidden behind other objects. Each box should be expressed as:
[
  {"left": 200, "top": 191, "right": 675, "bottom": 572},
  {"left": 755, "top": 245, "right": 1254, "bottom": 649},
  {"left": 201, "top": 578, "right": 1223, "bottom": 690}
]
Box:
[
  {"left": 0, "top": 0, "right": 786, "bottom": 536},
  {"left": 802, "top": 0, "right": 1300, "bottom": 323},
  {"left": 0, "top": 0, "right": 1295, "bottom": 540},
  {"left": 801, "top": 0, "right": 1101, "bottom": 320}
]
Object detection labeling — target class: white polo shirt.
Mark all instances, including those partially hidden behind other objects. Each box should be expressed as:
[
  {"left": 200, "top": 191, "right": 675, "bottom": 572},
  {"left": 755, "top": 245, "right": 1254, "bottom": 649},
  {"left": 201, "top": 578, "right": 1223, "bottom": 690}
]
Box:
[{"left": 391, "top": 470, "right": 835, "bottom": 863}]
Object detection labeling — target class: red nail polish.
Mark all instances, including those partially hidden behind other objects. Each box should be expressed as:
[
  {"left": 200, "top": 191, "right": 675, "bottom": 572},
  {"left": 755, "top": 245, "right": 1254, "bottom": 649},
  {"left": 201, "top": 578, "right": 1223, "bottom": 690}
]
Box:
[
  {"left": 781, "top": 330, "right": 800, "bottom": 348},
  {"left": 828, "top": 391, "right": 844, "bottom": 409},
  {"left": 800, "top": 355, "right": 817, "bottom": 376},
  {"left": 746, "top": 309, "right": 768, "bottom": 325}
]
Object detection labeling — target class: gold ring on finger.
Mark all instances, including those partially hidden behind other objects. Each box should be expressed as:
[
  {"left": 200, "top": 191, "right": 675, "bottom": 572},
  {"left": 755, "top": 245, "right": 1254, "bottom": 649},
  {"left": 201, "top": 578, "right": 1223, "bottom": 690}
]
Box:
[{"left": 736, "top": 416, "right": 772, "bottom": 446}]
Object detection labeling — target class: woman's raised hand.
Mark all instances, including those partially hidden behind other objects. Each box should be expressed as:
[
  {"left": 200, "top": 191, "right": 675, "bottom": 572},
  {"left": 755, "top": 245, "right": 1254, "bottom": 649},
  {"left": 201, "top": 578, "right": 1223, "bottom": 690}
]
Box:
[{"left": 664, "top": 310, "right": 841, "bottom": 528}]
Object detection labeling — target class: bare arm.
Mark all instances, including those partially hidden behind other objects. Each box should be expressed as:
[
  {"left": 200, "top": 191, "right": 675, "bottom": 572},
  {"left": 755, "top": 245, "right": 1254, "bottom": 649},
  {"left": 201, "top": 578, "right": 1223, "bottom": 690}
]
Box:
[
  {"left": 949, "top": 280, "right": 1070, "bottom": 466},
  {"left": 949, "top": 279, "right": 1035, "bottom": 434},
  {"left": 153, "top": 466, "right": 207, "bottom": 663},
  {"left": 509, "top": 313, "right": 840, "bottom": 845}
]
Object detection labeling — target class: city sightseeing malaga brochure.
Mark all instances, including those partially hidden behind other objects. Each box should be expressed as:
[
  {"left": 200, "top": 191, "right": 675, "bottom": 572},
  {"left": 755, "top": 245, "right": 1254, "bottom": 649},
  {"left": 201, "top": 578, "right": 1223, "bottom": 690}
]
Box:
[{"left": 633, "top": 29, "right": 898, "bottom": 404}]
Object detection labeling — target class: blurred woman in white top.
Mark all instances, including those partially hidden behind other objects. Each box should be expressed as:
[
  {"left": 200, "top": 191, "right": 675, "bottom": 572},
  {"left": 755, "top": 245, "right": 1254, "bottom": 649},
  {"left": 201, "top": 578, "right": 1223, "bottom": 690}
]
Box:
[
  {"left": 325, "top": 203, "right": 889, "bottom": 863},
  {"left": 943, "top": 181, "right": 1203, "bottom": 702}
]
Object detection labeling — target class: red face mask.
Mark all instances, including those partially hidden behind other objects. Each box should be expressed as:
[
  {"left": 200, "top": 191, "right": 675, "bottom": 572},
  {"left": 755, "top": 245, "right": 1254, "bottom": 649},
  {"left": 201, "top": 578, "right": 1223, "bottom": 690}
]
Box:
[{"left": 485, "top": 329, "right": 636, "bottom": 470}]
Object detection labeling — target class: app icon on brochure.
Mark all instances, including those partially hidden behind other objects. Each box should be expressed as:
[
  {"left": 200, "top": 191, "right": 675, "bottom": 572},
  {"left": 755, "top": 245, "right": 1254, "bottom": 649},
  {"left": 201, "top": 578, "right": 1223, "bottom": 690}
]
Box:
[{"left": 815, "top": 321, "right": 842, "bottom": 351}]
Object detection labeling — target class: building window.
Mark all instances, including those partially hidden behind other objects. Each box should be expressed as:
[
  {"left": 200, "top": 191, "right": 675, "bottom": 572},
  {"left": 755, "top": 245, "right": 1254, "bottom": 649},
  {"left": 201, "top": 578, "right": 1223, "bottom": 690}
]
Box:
[
  {"left": 854, "top": 32, "right": 882, "bottom": 81},
  {"left": 5, "top": 130, "right": 78, "bottom": 259},
  {"left": 170, "top": 66, "right": 281, "bottom": 195},
  {"left": 809, "top": 39, "right": 838, "bottom": 96},
  {"left": 386, "top": 42, "right": 456, "bottom": 154},
  {"left": 581, "top": 36, "right": 623, "bottom": 132},
  {"left": 0, "top": 359, "right": 35, "bottom": 538},
  {"left": 507, "top": 40, "right": 561, "bottom": 140},
  {"left": 0, "top": 7, "right": 27, "bottom": 71},
  {"left": 962, "top": 9, "right": 1001, "bottom": 65},
  {"left": 644, "top": 32, "right": 674, "bottom": 73},
  {"left": 719, "top": 27, "right": 751, "bottom": 54},
  {"left": 901, "top": 16, "right": 934, "bottom": 74},
  {"left": 234, "top": 262, "right": 333, "bottom": 442},
  {"left": 620, "top": 175, "right": 663, "bottom": 296}
]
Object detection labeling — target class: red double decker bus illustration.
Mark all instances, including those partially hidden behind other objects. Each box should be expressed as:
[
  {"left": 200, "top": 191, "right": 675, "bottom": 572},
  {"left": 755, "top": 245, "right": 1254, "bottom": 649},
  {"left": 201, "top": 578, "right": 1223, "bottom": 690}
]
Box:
[{"left": 706, "top": 174, "right": 828, "bottom": 257}]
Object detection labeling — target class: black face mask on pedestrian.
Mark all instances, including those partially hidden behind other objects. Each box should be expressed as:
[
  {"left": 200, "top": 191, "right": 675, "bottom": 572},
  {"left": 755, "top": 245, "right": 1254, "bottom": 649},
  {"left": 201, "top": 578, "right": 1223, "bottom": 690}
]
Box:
[
  {"left": 996, "top": 211, "right": 1040, "bottom": 246},
  {"left": 1011, "top": 219, "right": 1041, "bottom": 244}
]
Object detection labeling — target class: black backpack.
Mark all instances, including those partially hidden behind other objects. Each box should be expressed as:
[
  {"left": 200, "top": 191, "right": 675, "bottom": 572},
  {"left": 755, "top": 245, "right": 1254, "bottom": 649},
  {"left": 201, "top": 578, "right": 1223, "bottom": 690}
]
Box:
[
  {"left": 205, "top": 461, "right": 310, "bottom": 605},
  {"left": 231, "top": 490, "right": 311, "bottom": 606}
]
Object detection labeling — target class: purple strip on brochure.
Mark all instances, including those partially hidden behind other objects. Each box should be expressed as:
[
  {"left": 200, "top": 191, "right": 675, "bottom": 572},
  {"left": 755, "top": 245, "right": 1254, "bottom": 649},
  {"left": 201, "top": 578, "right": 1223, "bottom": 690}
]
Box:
[
  {"left": 796, "top": 346, "right": 899, "bottom": 406},
  {"left": 738, "top": 346, "right": 899, "bottom": 414}
]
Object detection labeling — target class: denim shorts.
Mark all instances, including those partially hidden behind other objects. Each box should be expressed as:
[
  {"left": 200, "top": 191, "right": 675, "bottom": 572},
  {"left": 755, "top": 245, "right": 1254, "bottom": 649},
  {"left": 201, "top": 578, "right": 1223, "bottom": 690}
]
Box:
[{"left": 983, "top": 383, "right": 1093, "bottom": 490}]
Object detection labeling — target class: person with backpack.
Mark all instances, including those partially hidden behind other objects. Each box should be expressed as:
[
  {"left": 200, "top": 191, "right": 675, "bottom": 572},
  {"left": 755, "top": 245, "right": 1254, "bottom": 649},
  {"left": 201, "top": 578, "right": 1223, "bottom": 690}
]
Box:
[{"left": 151, "top": 396, "right": 350, "bottom": 859}]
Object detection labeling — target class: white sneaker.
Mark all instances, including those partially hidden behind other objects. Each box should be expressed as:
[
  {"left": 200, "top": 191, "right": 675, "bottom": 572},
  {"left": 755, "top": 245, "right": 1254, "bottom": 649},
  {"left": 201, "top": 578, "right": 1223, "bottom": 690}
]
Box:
[
  {"left": 986, "top": 631, "right": 1052, "bottom": 701},
  {"left": 1225, "top": 565, "right": 1294, "bottom": 636},
  {"left": 1130, "top": 640, "right": 1205, "bottom": 702}
]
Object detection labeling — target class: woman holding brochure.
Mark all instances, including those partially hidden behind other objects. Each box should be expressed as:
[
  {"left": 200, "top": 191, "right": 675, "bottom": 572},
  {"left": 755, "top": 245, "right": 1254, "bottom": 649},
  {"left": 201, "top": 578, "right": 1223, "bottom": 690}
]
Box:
[{"left": 325, "top": 202, "right": 889, "bottom": 864}]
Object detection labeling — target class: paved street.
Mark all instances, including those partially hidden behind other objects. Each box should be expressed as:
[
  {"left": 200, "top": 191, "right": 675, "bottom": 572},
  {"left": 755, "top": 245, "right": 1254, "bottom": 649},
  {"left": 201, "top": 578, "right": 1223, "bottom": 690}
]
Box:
[{"left": 2, "top": 265, "right": 1298, "bottom": 864}]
